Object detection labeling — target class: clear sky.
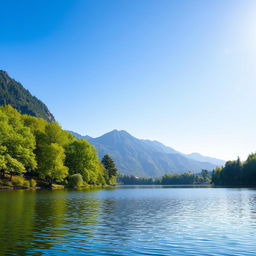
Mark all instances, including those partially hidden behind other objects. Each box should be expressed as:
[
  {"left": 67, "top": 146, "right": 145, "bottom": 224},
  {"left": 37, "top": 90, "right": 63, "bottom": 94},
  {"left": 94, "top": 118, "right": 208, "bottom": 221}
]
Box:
[{"left": 1, "top": 0, "right": 256, "bottom": 161}]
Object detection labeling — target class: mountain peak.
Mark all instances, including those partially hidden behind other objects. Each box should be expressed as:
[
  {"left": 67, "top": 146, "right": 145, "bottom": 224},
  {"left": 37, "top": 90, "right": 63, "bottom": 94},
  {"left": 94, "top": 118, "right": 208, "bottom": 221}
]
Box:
[
  {"left": 101, "top": 129, "right": 132, "bottom": 138},
  {"left": 97, "top": 129, "right": 134, "bottom": 142},
  {"left": 110, "top": 129, "right": 130, "bottom": 135},
  {"left": 70, "top": 130, "right": 224, "bottom": 177}
]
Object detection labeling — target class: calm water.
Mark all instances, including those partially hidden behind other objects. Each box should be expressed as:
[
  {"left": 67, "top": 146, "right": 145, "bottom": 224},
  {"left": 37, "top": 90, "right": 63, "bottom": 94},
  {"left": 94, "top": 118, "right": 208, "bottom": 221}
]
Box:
[{"left": 0, "top": 186, "right": 256, "bottom": 255}]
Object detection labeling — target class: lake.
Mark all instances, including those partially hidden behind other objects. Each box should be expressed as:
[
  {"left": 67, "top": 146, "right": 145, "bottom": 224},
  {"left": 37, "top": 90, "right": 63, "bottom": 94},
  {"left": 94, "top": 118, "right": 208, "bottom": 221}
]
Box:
[{"left": 0, "top": 186, "right": 256, "bottom": 255}]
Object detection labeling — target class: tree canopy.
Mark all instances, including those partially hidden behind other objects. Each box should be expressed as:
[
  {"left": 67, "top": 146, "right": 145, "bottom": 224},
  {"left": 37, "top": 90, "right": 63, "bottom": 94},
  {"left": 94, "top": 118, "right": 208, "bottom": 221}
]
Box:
[
  {"left": 102, "top": 154, "right": 118, "bottom": 185},
  {"left": 212, "top": 154, "right": 256, "bottom": 186},
  {"left": 0, "top": 105, "right": 117, "bottom": 186}
]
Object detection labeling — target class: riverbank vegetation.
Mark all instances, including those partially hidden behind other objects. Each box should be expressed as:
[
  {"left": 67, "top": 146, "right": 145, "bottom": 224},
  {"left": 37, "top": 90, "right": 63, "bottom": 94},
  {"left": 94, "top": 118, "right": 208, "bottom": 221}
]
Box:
[
  {"left": 118, "top": 170, "right": 210, "bottom": 185},
  {"left": 0, "top": 105, "right": 117, "bottom": 188},
  {"left": 120, "top": 153, "right": 256, "bottom": 186},
  {"left": 212, "top": 155, "right": 256, "bottom": 186},
  {"left": 119, "top": 153, "right": 256, "bottom": 186}
]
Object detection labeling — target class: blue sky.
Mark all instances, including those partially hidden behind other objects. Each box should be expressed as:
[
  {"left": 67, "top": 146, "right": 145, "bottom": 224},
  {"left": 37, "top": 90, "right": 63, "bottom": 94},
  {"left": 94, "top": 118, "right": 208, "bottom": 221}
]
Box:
[{"left": 1, "top": 0, "right": 256, "bottom": 160}]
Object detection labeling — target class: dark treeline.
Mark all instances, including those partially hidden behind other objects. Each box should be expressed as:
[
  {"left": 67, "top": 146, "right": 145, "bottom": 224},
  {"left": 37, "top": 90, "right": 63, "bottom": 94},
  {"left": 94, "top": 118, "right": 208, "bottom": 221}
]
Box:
[
  {"left": 118, "top": 175, "right": 158, "bottom": 185},
  {"left": 118, "top": 170, "right": 210, "bottom": 185},
  {"left": 0, "top": 105, "right": 117, "bottom": 188},
  {"left": 212, "top": 155, "right": 256, "bottom": 186}
]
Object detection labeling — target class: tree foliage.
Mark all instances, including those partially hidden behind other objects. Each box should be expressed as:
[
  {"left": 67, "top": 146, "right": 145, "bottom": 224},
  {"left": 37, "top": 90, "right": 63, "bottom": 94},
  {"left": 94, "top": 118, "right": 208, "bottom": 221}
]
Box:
[
  {"left": 65, "top": 140, "right": 105, "bottom": 185},
  {"left": 0, "top": 105, "right": 117, "bottom": 186},
  {"left": 161, "top": 172, "right": 206, "bottom": 185},
  {"left": 37, "top": 143, "right": 68, "bottom": 183},
  {"left": 118, "top": 174, "right": 158, "bottom": 185},
  {"left": 69, "top": 173, "right": 84, "bottom": 188},
  {"left": 0, "top": 106, "right": 36, "bottom": 179},
  {"left": 101, "top": 154, "right": 118, "bottom": 185},
  {"left": 212, "top": 154, "right": 256, "bottom": 186},
  {"left": 118, "top": 171, "right": 210, "bottom": 185}
]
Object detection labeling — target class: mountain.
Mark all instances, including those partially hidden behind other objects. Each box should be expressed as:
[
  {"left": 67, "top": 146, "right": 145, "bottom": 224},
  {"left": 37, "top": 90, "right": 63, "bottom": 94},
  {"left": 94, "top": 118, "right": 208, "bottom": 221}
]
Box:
[
  {"left": 0, "top": 70, "right": 55, "bottom": 122},
  {"left": 141, "top": 138, "right": 225, "bottom": 166},
  {"left": 139, "top": 139, "right": 225, "bottom": 166},
  {"left": 185, "top": 153, "right": 225, "bottom": 166},
  {"left": 69, "top": 130, "right": 225, "bottom": 177}
]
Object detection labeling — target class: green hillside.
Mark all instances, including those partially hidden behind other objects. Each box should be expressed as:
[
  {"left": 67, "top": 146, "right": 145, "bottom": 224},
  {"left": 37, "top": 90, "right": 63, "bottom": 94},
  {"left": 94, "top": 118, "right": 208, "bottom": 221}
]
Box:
[{"left": 0, "top": 70, "right": 55, "bottom": 122}]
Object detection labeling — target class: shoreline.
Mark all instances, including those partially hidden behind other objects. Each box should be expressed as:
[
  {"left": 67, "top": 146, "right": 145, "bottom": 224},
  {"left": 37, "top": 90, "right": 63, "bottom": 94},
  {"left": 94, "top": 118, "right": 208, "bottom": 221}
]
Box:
[
  {"left": 1, "top": 184, "right": 256, "bottom": 191},
  {"left": 0, "top": 184, "right": 115, "bottom": 191}
]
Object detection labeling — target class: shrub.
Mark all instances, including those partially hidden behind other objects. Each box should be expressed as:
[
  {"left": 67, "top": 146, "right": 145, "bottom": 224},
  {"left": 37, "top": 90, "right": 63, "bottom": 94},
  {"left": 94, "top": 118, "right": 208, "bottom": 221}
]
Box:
[
  {"left": 69, "top": 174, "right": 84, "bottom": 188},
  {"left": 30, "top": 179, "right": 37, "bottom": 187},
  {"left": 6, "top": 181, "right": 13, "bottom": 187},
  {"left": 23, "top": 180, "right": 30, "bottom": 188},
  {"left": 12, "top": 175, "right": 26, "bottom": 187},
  {"left": 1, "top": 180, "right": 13, "bottom": 187}
]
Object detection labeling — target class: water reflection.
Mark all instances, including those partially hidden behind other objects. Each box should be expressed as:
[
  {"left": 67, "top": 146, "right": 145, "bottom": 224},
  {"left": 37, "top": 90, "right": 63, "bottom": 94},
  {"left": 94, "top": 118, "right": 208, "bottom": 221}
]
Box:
[
  {"left": 0, "top": 187, "right": 255, "bottom": 255},
  {"left": 0, "top": 189, "right": 102, "bottom": 255},
  {"left": 0, "top": 190, "right": 37, "bottom": 255}
]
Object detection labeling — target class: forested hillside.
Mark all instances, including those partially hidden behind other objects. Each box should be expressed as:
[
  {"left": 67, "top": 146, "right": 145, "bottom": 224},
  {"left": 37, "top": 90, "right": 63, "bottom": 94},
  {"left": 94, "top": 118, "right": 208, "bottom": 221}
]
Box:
[{"left": 0, "top": 70, "right": 55, "bottom": 122}]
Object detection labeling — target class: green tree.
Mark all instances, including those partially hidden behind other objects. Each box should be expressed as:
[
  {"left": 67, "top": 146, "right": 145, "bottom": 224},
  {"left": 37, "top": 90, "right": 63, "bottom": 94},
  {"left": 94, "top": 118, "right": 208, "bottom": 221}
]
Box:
[
  {"left": 0, "top": 147, "right": 7, "bottom": 178},
  {"left": 22, "top": 114, "right": 47, "bottom": 133},
  {"left": 0, "top": 105, "right": 108, "bottom": 187},
  {"left": 0, "top": 106, "right": 37, "bottom": 178},
  {"left": 37, "top": 143, "right": 68, "bottom": 184},
  {"left": 34, "top": 122, "right": 73, "bottom": 183},
  {"left": 69, "top": 173, "right": 84, "bottom": 188},
  {"left": 5, "top": 155, "right": 26, "bottom": 180},
  {"left": 243, "top": 153, "right": 256, "bottom": 185},
  {"left": 201, "top": 169, "right": 208, "bottom": 180},
  {"left": 101, "top": 155, "right": 118, "bottom": 185},
  {"left": 65, "top": 139, "right": 104, "bottom": 185},
  {"left": 212, "top": 158, "right": 242, "bottom": 185},
  {"left": 44, "top": 122, "right": 74, "bottom": 146}
]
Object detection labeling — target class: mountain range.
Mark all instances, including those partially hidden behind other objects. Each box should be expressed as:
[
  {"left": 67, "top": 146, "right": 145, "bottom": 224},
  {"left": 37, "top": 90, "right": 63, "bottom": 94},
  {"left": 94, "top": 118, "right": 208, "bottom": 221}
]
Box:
[
  {"left": 0, "top": 70, "right": 55, "bottom": 122},
  {"left": 69, "top": 130, "right": 225, "bottom": 177}
]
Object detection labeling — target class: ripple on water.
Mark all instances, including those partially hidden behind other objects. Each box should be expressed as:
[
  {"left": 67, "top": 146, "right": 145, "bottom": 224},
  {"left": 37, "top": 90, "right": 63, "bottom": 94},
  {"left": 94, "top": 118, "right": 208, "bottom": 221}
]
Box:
[{"left": 0, "top": 187, "right": 256, "bottom": 255}]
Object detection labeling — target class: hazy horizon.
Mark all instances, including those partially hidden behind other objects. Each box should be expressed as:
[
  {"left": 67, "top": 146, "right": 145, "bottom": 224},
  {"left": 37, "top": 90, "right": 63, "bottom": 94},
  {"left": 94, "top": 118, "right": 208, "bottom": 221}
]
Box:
[{"left": 1, "top": 0, "right": 256, "bottom": 161}]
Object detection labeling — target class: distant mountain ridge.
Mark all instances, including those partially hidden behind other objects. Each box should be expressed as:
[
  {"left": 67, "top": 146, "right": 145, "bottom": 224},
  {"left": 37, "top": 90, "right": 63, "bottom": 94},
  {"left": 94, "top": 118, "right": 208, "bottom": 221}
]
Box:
[
  {"left": 185, "top": 152, "right": 224, "bottom": 166},
  {"left": 0, "top": 70, "right": 55, "bottom": 122},
  {"left": 69, "top": 130, "right": 225, "bottom": 177}
]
